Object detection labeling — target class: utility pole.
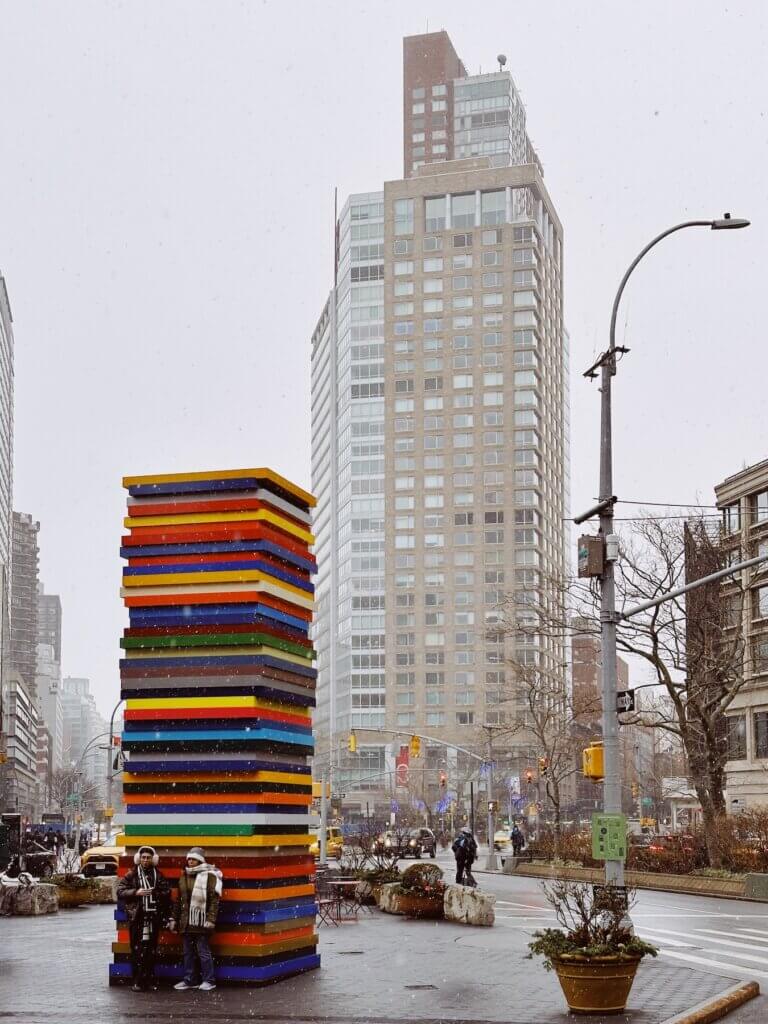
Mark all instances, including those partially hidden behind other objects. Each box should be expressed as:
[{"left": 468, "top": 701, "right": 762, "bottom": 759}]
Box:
[
  {"left": 484, "top": 729, "right": 498, "bottom": 870},
  {"left": 319, "top": 773, "right": 328, "bottom": 865},
  {"left": 577, "top": 214, "right": 749, "bottom": 893}
]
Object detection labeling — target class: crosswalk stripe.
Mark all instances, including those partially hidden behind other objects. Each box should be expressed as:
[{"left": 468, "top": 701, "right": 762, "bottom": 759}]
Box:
[
  {"left": 736, "top": 927, "right": 768, "bottom": 938},
  {"left": 700, "top": 927, "right": 768, "bottom": 945},
  {"left": 641, "top": 926, "right": 768, "bottom": 959},
  {"left": 650, "top": 947, "right": 768, "bottom": 981}
]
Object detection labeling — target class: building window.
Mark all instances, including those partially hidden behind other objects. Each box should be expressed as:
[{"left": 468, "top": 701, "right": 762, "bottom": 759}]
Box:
[
  {"left": 755, "top": 586, "right": 768, "bottom": 619},
  {"left": 722, "top": 502, "right": 741, "bottom": 534},
  {"left": 412, "top": 88, "right": 425, "bottom": 99},
  {"left": 455, "top": 711, "right": 474, "bottom": 725},
  {"left": 727, "top": 715, "right": 747, "bottom": 759},
  {"left": 395, "top": 198, "right": 415, "bottom": 236},
  {"left": 451, "top": 193, "right": 475, "bottom": 229},
  {"left": 393, "top": 239, "right": 413, "bottom": 255},
  {"left": 412, "top": 102, "right": 425, "bottom": 114},
  {"left": 432, "top": 83, "right": 447, "bottom": 97},
  {"left": 453, "top": 232, "right": 473, "bottom": 248},
  {"left": 425, "top": 196, "right": 446, "bottom": 232},
  {"left": 753, "top": 637, "right": 768, "bottom": 674},
  {"left": 481, "top": 190, "right": 505, "bottom": 226},
  {"left": 755, "top": 491, "right": 768, "bottom": 524},
  {"left": 755, "top": 711, "right": 768, "bottom": 758},
  {"left": 424, "top": 235, "right": 442, "bottom": 252},
  {"left": 424, "top": 257, "right": 444, "bottom": 272},
  {"left": 483, "top": 229, "right": 502, "bottom": 245},
  {"left": 431, "top": 99, "right": 447, "bottom": 111}
]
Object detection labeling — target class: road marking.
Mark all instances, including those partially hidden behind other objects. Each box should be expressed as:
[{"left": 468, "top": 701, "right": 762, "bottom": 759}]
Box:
[
  {"left": 641, "top": 929, "right": 768, "bottom": 965},
  {"left": 736, "top": 927, "right": 768, "bottom": 938},
  {"left": 649, "top": 946, "right": 768, "bottom": 981},
  {"left": 641, "top": 926, "right": 768, "bottom": 957},
  {"left": 699, "top": 927, "right": 768, "bottom": 945}
]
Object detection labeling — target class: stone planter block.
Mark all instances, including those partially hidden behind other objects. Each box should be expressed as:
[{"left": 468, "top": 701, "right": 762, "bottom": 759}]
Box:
[
  {"left": 377, "top": 882, "right": 403, "bottom": 915},
  {"left": 444, "top": 884, "right": 495, "bottom": 926},
  {"left": 10, "top": 882, "right": 59, "bottom": 915},
  {"left": 90, "top": 876, "right": 118, "bottom": 904}
]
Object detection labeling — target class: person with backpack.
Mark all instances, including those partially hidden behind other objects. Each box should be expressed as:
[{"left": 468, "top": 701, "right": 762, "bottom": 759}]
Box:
[
  {"left": 510, "top": 823, "right": 524, "bottom": 856},
  {"left": 452, "top": 825, "right": 478, "bottom": 886},
  {"left": 170, "top": 846, "right": 223, "bottom": 992}
]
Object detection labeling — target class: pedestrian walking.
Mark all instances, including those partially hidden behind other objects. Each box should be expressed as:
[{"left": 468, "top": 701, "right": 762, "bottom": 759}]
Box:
[
  {"left": 171, "top": 847, "right": 223, "bottom": 992},
  {"left": 510, "top": 823, "right": 524, "bottom": 856},
  {"left": 117, "top": 846, "right": 173, "bottom": 992},
  {"left": 452, "top": 825, "right": 478, "bottom": 887}
]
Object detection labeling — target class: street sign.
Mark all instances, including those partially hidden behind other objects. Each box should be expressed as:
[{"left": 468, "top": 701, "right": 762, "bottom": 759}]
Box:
[
  {"left": 591, "top": 812, "right": 627, "bottom": 861},
  {"left": 104, "top": 806, "right": 115, "bottom": 818},
  {"left": 616, "top": 690, "right": 635, "bottom": 713}
]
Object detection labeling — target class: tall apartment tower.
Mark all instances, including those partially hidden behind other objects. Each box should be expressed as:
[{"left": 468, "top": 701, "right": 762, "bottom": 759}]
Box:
[
  {"left": 10, "top": 512, "right": 40, "bottom": 696},
  {"left": 311, "top": 32, "right": 569, "bottom": 819},
  {"left": 0, "top": 274, "right": 13, "bottom": 585}
]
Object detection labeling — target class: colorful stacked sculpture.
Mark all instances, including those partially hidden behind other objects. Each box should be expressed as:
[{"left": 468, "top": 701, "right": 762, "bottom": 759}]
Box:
[{"left": 110, "top": 467, "right": 319, "bottom": 985}]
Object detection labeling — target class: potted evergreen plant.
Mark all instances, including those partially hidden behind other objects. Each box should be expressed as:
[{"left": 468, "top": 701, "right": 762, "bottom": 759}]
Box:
[
  {"left": 50, "top": 847, "right": 99, "bottom": 908},
  {"left": 390, "top": 863, "right": 445, "bottom": 919},
  {"left": 527, "top": 880, "right": 657, "bottom": 1015}
]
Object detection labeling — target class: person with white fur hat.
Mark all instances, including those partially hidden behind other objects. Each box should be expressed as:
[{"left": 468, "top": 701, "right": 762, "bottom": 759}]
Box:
[
  {"left": 117, "top": 846, "right": 173, "bottom": 991},
  {"left": 170, "top": 846, "right": 223, "bottom": 992}
]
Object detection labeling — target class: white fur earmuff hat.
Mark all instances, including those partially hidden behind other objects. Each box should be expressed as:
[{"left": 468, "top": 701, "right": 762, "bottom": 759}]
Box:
[{"left": 134, "top": 845, "right": 159, "bottom": 866}]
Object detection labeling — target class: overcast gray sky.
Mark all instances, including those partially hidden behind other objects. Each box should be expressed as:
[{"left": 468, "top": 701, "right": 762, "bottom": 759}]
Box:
[{"left": 0, "top": 0, "right": 765, "bottom": 716}]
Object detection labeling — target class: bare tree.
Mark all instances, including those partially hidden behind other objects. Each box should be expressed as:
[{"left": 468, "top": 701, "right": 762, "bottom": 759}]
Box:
[
  {"left": 510, "top": 515, "right": 746, "bottom": 867},
  {"left": 503, "top": 660, "right": 601, "bottom": 855}
]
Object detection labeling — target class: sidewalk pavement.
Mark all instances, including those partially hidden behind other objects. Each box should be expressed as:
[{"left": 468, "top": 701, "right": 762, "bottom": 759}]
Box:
[{"left": 0, "top": 900, "right": 749, "bottom": 1024}]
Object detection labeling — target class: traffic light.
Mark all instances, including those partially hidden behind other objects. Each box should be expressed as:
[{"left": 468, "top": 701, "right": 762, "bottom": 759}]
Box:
[
  {"left": 538, "top": 756, "right": 549, "bottom": 776},
  {"left": 525, "top": 768, "right": 534, "bottom": 784},
  {"left": 409, "top": 734, "right": 421, "bottom": 758},
  {"left": 582, "top": 741, "right": 604, "bottom": 781},
  {"left": 348, "top": 732, "right": 357, "bottom": 753},
  {"left": 439, "top": 770, "right": 447, "bottom": 789},
  {"left": 631, "top": 782, "right": 639, "bottom": 799}
]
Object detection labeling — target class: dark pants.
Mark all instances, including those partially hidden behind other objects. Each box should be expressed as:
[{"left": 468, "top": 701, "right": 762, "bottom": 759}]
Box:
[
  {"left": 455, "top": 857, "right": 476, "bottom": 887},
  {"left": 130, "top": 916, "right": 159, "bottom": 989},
  {"left": 183, "top": 932, "right": 215, "bottom": 985}
]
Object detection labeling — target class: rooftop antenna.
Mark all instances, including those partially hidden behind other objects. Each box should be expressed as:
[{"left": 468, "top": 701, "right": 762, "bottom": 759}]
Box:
[{"left": 497, "top": 53, "right": 507, "bottom": 72}]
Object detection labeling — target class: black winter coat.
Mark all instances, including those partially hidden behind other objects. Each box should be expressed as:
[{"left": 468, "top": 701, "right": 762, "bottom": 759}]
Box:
[{"left": 117, "top": 867, "right": 173, "bottom": 927}]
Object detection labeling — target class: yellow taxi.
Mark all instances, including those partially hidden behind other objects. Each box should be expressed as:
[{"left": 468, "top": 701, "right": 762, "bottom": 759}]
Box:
[
  {"left": 80, "top": 832, "right": 125, "bottom": 877},
  {"left": 309, "top": 826, "right": 344, "bottom": 860},
  {"left": 493, "top": 829, "right": 512, "bottom": 852}
]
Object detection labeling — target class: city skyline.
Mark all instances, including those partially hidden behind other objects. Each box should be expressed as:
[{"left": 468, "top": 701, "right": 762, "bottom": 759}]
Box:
[{"left": 0, "top": 2, "right": 765, "bottom": 716}]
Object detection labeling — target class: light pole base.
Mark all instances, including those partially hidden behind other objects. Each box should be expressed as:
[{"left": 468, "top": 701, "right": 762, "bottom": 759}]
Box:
[{"left": 484, "top": 851, "right": 499, "bottom": 871}]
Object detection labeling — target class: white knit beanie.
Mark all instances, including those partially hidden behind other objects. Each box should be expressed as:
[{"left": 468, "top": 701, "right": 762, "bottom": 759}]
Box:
[{"left": 185, "top": 847, "right": 205, "bottom": 863}]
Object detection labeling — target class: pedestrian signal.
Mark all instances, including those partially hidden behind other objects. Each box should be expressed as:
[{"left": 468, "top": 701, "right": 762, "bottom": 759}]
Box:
[
  {"left": 409, "top": 734, "right": 421, "bottom": 758},
  {"left": 348, "top": 732, "right": 357, "bottom": 753}
]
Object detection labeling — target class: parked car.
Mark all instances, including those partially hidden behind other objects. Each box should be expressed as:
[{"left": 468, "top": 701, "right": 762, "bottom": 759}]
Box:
[
  {"left": 80, "top": 832, "right": 125, "bottom": 877},
  {"left": 309, "top": 826, "right": 344, "bottom": 860},
  {"left": 647, "top": 834, "right": 695, "bottom": 855},
  {"left": 405, "top": 828, "right": 437, "bottom": 858}
]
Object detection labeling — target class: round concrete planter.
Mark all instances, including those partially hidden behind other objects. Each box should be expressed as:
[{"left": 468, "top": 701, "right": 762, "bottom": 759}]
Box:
[
  {"left": 396, "top": 892, "right": 444, "bottom": 919},
  {"left": 552, "top": 955, "right": 641, "bottom": 1015}
]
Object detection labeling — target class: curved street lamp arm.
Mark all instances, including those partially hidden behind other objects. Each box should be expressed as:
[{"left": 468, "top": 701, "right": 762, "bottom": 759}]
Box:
[{"left": 609, "top": 220, "right": 714, "bottom": 352}]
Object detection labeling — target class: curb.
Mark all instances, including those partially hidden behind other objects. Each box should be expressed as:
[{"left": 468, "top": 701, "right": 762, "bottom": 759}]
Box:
[{"left": 661, "top": 981, "right": 760, "bottom": 1024}]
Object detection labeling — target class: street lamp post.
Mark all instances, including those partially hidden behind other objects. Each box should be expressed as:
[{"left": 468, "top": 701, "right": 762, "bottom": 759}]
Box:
[{"left": 584, "top": 213, "right": 749, "bottom": 890}]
